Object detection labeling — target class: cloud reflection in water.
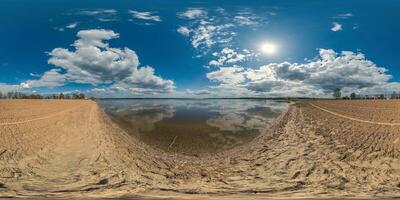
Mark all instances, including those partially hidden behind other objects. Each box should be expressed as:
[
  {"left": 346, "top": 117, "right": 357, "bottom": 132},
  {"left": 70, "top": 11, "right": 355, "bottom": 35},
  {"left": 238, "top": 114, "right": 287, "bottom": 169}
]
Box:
[{"left": 99, "top": 99, "right": 287, "bottom": 155}]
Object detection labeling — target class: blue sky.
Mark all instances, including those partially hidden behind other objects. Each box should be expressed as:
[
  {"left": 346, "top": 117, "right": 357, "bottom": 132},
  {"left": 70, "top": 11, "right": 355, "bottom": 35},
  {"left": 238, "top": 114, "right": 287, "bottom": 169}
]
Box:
[{"left": 1, "top": 0, "right": 400, "bottom": 97}]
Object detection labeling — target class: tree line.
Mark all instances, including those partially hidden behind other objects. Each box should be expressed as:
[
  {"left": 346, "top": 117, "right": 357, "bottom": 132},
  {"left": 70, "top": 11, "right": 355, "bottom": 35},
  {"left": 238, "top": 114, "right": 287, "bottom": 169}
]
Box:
[
  {"left": 332, "top": 88, "right": 400, "bottom": 100},
  {"left": 0, "top": 91, "right": 86, "bottom": 99}
]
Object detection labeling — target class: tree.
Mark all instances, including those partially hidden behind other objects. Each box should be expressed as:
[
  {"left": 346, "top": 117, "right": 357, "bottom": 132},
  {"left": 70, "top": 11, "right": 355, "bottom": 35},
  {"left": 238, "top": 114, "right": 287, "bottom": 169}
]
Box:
[
  {"left": 391, "top": 92, "right": 398, "bottom": 99},
  {"left": 59, "top": 93, "right": 64, "bottom": 99},
  {"left": 79, "top": 93, "right": 85, "bottom": 99},
  {"left": 350, "top": 92, "right": 356, "bottom": 100},
  {"left": 379, "top": 94, "right": 385, "bottom": 99},
  {"left": 29, "top": 94, "right": 42, "bottom": 99},
  {"left": 7, "top": 92, "right": 13, "bottom": 99},
  {"left": 333, "top": 88, "right": 341, "bottom": 99},
  {"left": 72, "top": 93, "right": 79, "bottom": 99},
  {"left": 0, "top": 92, "right": 2, "bottom": 99}
]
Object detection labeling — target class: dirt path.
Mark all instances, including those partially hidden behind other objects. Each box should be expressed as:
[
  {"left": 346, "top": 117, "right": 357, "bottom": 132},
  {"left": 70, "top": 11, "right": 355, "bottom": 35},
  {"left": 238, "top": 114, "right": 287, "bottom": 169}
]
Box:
[
  {"left": 310, "top": 103, "right": 400, "bottom": 126},
  {"left": 18, "top": 104, "right": 103, "bottom": 191},
  {"left": 0, "top": 106, "right": 83, "bottom": 126}
]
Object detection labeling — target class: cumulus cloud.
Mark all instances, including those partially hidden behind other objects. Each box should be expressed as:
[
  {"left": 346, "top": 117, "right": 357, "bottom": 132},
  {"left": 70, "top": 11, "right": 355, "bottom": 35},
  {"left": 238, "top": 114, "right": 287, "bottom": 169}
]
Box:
[
  {"left": 306, "top": 49, "right": 390, "bottom": 90},
  {"left": 331, "top": 22, "right": 343, "bottom": 32},
  {"left": 355, "top": 82, "right": 400, "bottom": 95},
  {"left": 249, "top": 49, "right": 392, "bottom": 92},
  {"left": 22, "top": 29, "right": 174, "bottom": 95},
  {"left": 206, "top": 49, "right": 399, "bottom": 97},
  {"left": 48, "top": 29, "right": 137, "bottom": 84},
  {"left": 129, "top": 10, "right": 161, "bottom": 22},
  {"left": 111, "top": 66, "right": 175, "bottom": 94},
  {"left": 207, "top": 66, "right": 246, "bottom": 85},
  {"left": 21, "top": 69, "right": 66, "bottom": 89}
]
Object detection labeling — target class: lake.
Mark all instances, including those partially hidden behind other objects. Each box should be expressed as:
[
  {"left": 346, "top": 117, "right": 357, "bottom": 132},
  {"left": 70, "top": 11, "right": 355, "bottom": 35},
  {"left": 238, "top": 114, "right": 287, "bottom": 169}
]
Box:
[{"left": 98, "top": 99, "right": 287, "bottom": 156}]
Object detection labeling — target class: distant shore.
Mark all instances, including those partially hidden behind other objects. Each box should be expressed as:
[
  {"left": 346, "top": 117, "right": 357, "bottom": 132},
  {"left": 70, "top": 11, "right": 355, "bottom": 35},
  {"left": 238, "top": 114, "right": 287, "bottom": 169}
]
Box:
[{"left": 0, "top": 99, "right": 399, "bottom": 199}]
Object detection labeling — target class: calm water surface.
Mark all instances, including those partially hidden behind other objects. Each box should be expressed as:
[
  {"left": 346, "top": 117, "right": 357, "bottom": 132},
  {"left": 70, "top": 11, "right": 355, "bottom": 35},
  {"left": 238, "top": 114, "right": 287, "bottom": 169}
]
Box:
[{"left": 98, "top": 99, "right": 287, "bottom": 155}]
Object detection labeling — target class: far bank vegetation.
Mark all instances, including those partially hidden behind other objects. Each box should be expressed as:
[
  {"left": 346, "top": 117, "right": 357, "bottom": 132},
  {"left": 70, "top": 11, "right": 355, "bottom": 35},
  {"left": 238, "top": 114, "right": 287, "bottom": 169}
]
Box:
[{"left": 0, "top": 91, "right": 86, "bottom": 100}]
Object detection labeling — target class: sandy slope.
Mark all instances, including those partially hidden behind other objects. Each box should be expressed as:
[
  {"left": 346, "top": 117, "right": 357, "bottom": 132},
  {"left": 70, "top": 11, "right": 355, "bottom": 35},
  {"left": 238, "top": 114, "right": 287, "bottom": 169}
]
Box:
[{"left": 0, "top": 100, "right": 399, "bottom": 199}]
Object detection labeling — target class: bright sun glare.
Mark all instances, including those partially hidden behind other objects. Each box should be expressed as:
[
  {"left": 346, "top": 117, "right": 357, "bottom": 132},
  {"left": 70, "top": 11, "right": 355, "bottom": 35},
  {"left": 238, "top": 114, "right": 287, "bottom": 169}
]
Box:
[{"left": 260, "top": 42, "right": 277, "bottom": 55}]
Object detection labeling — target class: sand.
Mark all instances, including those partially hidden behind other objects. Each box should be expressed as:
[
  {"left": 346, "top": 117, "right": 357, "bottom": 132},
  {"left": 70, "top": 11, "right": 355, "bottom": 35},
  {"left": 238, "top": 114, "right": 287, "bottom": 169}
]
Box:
[{"left": 0, "top": 99, "right": 399, "bottom": 199}]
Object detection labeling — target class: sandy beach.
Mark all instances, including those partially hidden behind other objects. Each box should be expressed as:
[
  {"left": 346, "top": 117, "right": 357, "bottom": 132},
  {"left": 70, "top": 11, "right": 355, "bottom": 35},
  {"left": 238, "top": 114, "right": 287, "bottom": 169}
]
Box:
[{"left": 0, "top": 100, "right": 399, "bottom": 199}]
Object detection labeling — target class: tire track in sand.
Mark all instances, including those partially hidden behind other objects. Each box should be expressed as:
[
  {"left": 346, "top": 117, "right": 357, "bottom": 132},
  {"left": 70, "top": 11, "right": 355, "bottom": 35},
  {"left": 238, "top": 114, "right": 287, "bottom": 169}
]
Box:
[
  {"left": 310, "top": 103, "right": 400, "bottom": 126},
  {"left": 0, "top": 105, "right": 84, "bottom": 126}
]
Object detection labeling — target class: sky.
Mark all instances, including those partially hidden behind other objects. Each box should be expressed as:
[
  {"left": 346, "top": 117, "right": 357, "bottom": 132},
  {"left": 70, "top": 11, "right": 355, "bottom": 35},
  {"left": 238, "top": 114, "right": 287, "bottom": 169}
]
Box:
[{"left": 1, "top": 0, "right": 400, "bottom": 98}]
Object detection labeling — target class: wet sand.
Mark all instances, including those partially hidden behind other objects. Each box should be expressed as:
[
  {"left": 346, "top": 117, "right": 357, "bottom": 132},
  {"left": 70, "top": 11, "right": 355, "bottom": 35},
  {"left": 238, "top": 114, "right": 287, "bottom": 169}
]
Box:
[{"left": 0, "top": 100, "right": 399, "bottom": 199}]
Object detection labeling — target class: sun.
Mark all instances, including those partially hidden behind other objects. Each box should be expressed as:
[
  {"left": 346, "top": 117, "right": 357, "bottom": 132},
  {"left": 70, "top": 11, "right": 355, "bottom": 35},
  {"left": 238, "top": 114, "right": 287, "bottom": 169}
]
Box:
[{"left": 260, "top": 42, "right": 277, "bottom": 55}]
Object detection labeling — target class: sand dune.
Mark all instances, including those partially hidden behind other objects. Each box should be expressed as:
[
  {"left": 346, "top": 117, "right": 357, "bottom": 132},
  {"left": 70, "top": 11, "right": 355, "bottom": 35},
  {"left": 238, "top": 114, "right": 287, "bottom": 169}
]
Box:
[{"left": 0, "top": 100, "right": 399, "bottom": 199}]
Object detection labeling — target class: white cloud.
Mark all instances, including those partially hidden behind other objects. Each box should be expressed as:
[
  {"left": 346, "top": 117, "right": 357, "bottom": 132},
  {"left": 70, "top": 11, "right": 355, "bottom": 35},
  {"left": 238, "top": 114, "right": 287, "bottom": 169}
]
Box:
[
  {"left": 207, "top": 66, "right": 246, "bottom": 85},
  {"left": 77, "top": 9, "right": 118, "bottom": 22},
  {"left": 21, "top": 69, "right": 66, "bottom": 89},
  {"left": 355, "top": 82, "right": 400, "bottom": 95},
  {"left": 29, "top": 73, "right": 40, "bottom": 77},
  {"left": 0, "top": 83, "right": 20, "bottom": 93},
  {"left": 333, "top": 13, "right": 353, "bottom": 19},
  {"left": 22, "top": 29, "right": 174, "bottom": 95},
  {"left": 185, "top": 89, "right": 212, "bottom": 96},
  {"left": 178, "top": 8, "right": 207, "bottom": 19},
  {"left": 90, "top": 88, "right": 107, "bottom": 93},
  {"left": 215, "top": 8, "right": 226, "bottom": 14},
  {"left": 66, "top": 22, "right": 78, "bottom": 29},
  {"left": 234, "top": 15, "right": 258, "bottom": 26},
  {"left": 233, "top": 10, "right": 267, "bottom": 26},
  {"left": 129, "top": 10, "right": 161, "bottom": 22},
  {"left": 331, "top": 22, "right": 343, "bottom": 32},
  {"left": 208, "top": 48, "right": 254, "bottom": 66},
  {"left": 177, "top": 8, "right": 269, "bottom": 53},
  {"left": 178, "top": 9, "right": 231, "bottom": 51},
  {"left": 47, "top": 29, "right": 136, "bottom": 84},
  {"left": 206, "top": 49, "right": 399, "bottom": 97},
  {"left": 97, "top": 18, "right": 118, "bottom": 22},
  {"left": 190, "top": 22, "right": 235, "bottom": 49},
  {"left": 233, "top": 11, "right": 266, "bottom": 26},
  {"left": 111, "top": 66, "right": 175, "bottom": 94},
  {"left": 78, "top": 9, "right": 117, "bottom": 16},
  {"left": 55, "top": 22, "right": 78, "bottom": 32},
  {"left": 177, "top": 26, "right": 191, "bottom": 36}
]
